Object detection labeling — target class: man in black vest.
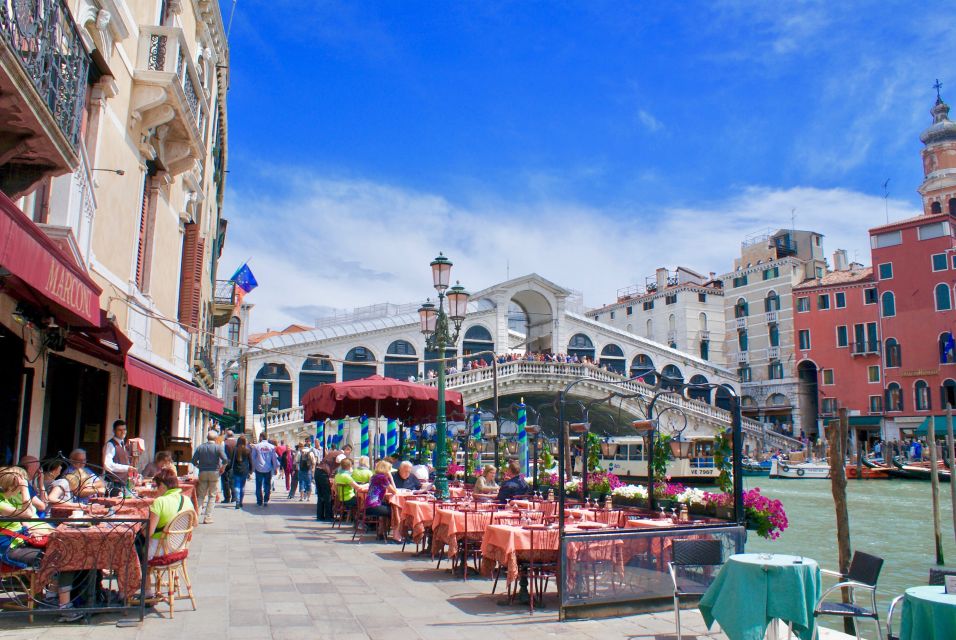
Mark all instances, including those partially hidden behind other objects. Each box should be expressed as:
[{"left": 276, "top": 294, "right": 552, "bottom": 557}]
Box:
[{"left": 103, "top": 420, "right": 135, "bottom": 496}]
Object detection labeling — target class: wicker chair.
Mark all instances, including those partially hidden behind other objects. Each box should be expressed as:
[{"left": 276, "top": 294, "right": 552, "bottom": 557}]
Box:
[
  {"left": 812, "top": 551, "right": 885, "bottom": 640},
  {"left": 668, "top": 539, "right": 724, "bottom": 640},
  {"left": 351, "top": 493, "right": 389, "bottom": 542},
  {"left": 146, "top": 509, "right": 198, "bottom": 618}
]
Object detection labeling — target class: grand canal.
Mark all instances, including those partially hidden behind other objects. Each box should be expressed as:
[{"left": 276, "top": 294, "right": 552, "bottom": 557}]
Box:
[{"left": 745, "top": 476, "right": 956, "bottom": 636}]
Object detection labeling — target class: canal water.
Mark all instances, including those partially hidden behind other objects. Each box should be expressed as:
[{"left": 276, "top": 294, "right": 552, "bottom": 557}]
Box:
[{"left": 744, "top": 476, "right": 956, "bottom": 637}]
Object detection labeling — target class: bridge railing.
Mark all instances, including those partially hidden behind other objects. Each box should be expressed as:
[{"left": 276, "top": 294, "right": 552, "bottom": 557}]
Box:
[{"left": 264, "top": 406, "right": 304, "bottom": 429}]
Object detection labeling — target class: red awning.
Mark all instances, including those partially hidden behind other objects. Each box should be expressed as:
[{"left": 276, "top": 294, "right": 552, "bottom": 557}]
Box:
[
  {"left": 67, "top": 311, "right": 133, "bottom": 366},
  {"left": 0, "top": 192, "right": 101, "bottom": 327},
  {"left": 125, "top": 356, "right": 224, "bottom": 414}
]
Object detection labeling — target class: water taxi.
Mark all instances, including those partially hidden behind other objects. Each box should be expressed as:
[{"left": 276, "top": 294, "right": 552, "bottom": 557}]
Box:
[
  {"left": 598, "top": 436, "right": 720, "bottom": 484},
  {"left": 769, "top": 458, "right": 830, "bottom": 479}
]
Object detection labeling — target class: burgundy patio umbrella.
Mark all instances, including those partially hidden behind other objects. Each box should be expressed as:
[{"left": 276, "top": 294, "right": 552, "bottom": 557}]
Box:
[{"left": 302, "top": 376, "right": 466, "bottom": 455}]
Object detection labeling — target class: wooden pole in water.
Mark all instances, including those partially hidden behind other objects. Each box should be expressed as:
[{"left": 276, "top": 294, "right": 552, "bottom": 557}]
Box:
[
  {"left": 855, "top": 428, "right": 863, "bottom": 481},
  {"left": 948, "top": 407, "right": 956, "bottom": 544},
  {"left": 828, "top": 409, "right": 854, "bottom": 635},
  {"left": 929, "top": 415, "right": 944, "bottom": 565}
]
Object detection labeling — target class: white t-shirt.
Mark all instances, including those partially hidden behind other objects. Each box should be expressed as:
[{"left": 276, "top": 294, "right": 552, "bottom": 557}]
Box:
[{"left": 46, "top": 478, "right": 73, "bottom": 503}]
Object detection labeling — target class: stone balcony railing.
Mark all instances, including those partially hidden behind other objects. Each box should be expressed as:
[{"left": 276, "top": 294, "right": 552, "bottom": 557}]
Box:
[
  {"left": 734, "top": 316, "right": 747, "bottom": 330},
  {"left": 767, "top": 346, "right": 780, "bottom": 360},
  {"left": 765, "top": 310, "right": 779, "bottom": 324}
]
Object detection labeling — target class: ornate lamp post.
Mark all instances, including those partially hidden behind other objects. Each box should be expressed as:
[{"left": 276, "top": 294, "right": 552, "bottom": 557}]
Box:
[
  {"left": 418, "top": 253, "right": 470, "bottom": 499},
  {"left": 259, "top": 380, "right": 276, "bottom": 431}
]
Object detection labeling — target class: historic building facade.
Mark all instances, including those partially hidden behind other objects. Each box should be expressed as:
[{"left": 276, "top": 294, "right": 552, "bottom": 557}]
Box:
[{"left": 0, "top": 0, "right": 229, "bottom": 466}]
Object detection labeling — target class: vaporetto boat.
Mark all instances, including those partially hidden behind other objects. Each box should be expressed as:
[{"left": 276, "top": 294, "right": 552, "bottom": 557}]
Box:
[
  {"left": 598, "top": 436, "right": 721, "bottom": 484},
  {"left": 769, "top": 459, "right": 831, "bottom": 479}
]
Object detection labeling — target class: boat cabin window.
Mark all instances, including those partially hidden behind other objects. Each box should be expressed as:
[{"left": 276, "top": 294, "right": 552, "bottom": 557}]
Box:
[
  {"left": 613, "top": 445, "right": 629, "bottom": 461},
  {"left": 693, "top": 440, "right": 715, "bottom": 457},
  {"left": 628, "top": 443, "right": 645, "bottom": 461}
]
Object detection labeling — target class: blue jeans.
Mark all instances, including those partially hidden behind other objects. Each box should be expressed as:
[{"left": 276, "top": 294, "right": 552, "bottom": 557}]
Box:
[
  {"left": 299, "top": 473, "right": 312, "bottom": 494},
  {"left": 255, "top": 471, "right": 272, "bottom": 505},
  {"left": 233, "top": 474, "right": 248, "bottom": 506}
]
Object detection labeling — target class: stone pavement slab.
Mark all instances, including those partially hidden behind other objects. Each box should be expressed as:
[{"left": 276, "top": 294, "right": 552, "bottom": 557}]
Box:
[{"left": 0, "top": 488, "right": 861, "bottom": 640}]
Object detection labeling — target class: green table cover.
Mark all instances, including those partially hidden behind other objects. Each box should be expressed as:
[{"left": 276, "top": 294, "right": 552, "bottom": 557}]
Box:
[
  {"left": 899, "top": 585, "right": 956, "bottom": 640},
  {"left": 699, "top": 553, "right": 821, "bottom": 640}
]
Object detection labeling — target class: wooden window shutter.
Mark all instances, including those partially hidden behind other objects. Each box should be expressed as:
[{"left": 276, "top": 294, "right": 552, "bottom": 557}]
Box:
[{"left": 178, "top": 223, "right": 204, "bottom": 332}]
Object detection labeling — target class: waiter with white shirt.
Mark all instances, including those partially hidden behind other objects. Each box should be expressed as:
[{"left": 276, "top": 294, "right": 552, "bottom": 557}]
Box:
[{"left": 103, "top": 420, "right": 135, "bottom": 496}]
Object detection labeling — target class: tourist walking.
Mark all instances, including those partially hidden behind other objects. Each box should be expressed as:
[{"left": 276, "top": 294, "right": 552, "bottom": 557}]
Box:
[
  {"left": 192, "top": 430, "right": 228, "bottom": 524},
  {"left": 284, "top": 442, "right": 296, "bottom": 493},
  {"left": 221, "top": 429, "right": 237, "bottom": 504},
  {"left": 316, "top": 443, "right": 351, "bottom": 521},
  {"left": 276, "top": 440, "right": 290, "bottom": 490},
  {"left": 103, "top": 420, "right": 135, "bottom": 496},
  {"left": 297, "top": 442, "right": 316, "bottom": 501},
  {"left": 230, "top": 436, "right": 253, "bottom": 509},
  {"left": 250, "top": 433, "right": 280, "bottom": 507},
  {"left": 287, "top": 443, "right": 302, "bottom": 500}
]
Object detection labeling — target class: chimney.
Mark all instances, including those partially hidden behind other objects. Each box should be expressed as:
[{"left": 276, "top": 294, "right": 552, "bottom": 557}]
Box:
[
  {"left": 832, "top": 249, "right": 848, "bottom": 272},
  {"left": 656, "top": 267, "right": 668, "bottom": 289}
]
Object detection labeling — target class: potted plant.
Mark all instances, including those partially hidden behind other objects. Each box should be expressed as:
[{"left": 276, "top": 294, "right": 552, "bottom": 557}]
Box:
[
  {"left": 585, "top": 471, "right": 622, "bottom": 501},
  {"left": 611, "top": 483, "right": 649, "bottom": 508},
  {"left": 653, "top": 481, "right": 686, "bottom": 511},
  {"left": 742, "top": 488, "right": 788, "bottom": 540}
]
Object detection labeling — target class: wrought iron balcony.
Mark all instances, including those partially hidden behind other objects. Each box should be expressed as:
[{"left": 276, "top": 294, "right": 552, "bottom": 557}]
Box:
[
  {"left": 0, "top": 0, "right": 89, "bottom": 196},
  {"left": 132, "top": 25, "right": 208, "bottom": 175},
  {"left": 211, "top": 279, "right": 236, "bottom": 328}
]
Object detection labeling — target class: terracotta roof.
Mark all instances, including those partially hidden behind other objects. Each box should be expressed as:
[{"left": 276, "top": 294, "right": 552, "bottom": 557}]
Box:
[
  {"left": 794, "top": 267, "right": 874, "bottom": 290},
  {"left": 248, "top": 324, "right": 313, "bottom": 346},
  {"left": 869, "top": 212, "right": 950, "bottom": 233}
]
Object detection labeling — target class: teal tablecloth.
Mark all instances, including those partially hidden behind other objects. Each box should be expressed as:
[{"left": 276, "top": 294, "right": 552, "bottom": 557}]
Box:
[
  {"left": 899, "top": 585, "right": 956, "bottom": 640},
  {"left": 699, "top": 553, "right": 821, "bottom": 640}
]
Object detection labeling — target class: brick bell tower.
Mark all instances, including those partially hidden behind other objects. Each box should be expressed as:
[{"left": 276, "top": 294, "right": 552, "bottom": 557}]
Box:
[{"left": 918, "top": 80, "right": 956, "bottom": 215}]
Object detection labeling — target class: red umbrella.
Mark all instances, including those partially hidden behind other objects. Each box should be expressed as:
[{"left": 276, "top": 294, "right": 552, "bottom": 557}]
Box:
[{"left": 302, "top": 375, "right": 465, "bottom": 423}]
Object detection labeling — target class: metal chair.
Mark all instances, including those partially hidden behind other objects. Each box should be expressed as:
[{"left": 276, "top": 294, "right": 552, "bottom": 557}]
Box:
[
  {"left": 928, "top": 566, "right": 956, "bottom": 585},
  {"left": 351, "top": 493, "right": 389, "bottom": 542},
  {"left": 459, "top": 510, "right": 492, "bottom": 580},
  {"left": 812, "top": 551, "right": 885, "bottom": 640},
  {"left": 885, "top": 594, "right": 904, "bottom": 640},
  {"left": 668, "top": 539, "right": 723, "bottom": 640}
]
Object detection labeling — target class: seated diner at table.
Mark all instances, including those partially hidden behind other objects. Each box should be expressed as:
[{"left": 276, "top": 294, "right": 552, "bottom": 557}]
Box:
[
  {"left": 366, "top": 460, "right": 396, "bottom": 537},
  {"left": 42, "top": 461, "right": 73, "bottom": 505},
  {"left": 0, "top": 466, "right": 82, "bottom": 621},
  {"left": 392, "top": 461, "right": 422, "bottom": 491},
  {"left": 334, "top": 458, "right": 363, "bottom": 509},
  {"left": 496, "top": 460, "right": 530, "bottom": 504},
  {"left": 352, "top": 456, "right": 373, "bottom": 484},
  {"left": 141, "top": 451, "right": 174, "bottom": 478},
  {"left": 66, "top": 449, "right": 104, "bottom": 500},
  {"left": 474, "top": 465, "right": 499, "bottom": 495},
  {"left": 146, "top": 468, "right": 194, "bottom": 560},
  {"left": 17, "top": 456, "right": 47, "bottom": 515}
]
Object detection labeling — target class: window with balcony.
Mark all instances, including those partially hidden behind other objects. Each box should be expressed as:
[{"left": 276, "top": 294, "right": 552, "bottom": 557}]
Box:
[
  {"left": 885, "top": 338, "right": 901, "bottom": 368},
  {"left": 798, "top": 329, "right": 810, "bottom": 350},
  {"left": 878, "top": 263, "right": 893, "bottom": 280},
  {"left": 867, "top": 365, "right": 880, "bottom": 383},
  {"left": 915, "top": 380, "right": 931, "bottom": 411},
  {"left": 935, "top": 284, "right": 952, "bottom": 311},
  {"left": 864, "top": 287, "right": 878, "bottom": 304},
  {"left": 836, "top": 325, "right": 848, "bottom": 348},
  {"left": 738, "top": 366, "right": 752, "bottom": 383},
  {"left": 835, "top": 292, "right": 846, "bottom": 308},
  {"left": 881, "top": 291, "right": 896, "bottom": 317},
  {"left": 886, "top": 383, "right": 903, "bottom": 411},
  {"left": 940, "top": 332, "right": 956, "bottom": 364},
  {"left": 932, "top": 253, "right": 948, "bottom": 271},
  {"left": 738, "top": 329, "right": 748, "bottom": 351},
  {"left": 733, "top": 274, "right": 748, "bottom": 287},
  {"left": 768, "top": 362, "right": 784, "bottom": 380},
  {"left": 769, "top": 324, "right": 780, "bottom": 347},
  {"left": 817, "top": 294, "right": 830, "bottom": 310},
  {"left": 765, "top": 291, "right": 780, "bottom": 312},
  {"left": 822, "top": 369, "right": 834, "bottom": 385},
  {"left": 869, "top": 395, "right": 883, "bottom": 413},
  {"left": 797, "top": 297, "right": 810, "bottom": 312},
  {"left": 735, "top": 299, "right": 749, "bottom": 318}
]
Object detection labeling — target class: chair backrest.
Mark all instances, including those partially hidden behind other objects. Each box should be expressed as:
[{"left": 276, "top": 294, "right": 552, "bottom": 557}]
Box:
[
  {"left": 594, "top": 509, "right": 624, "bottom": 527},
  {"left": 929, "top": 567, "right": 956, "bottom": 586},
  {"left": 671, "top": 539, "right": 722, "bottom": 567},
  {"left": 160, "top": 509, "right": 197, "bottom": 555},
  {"left": 464, "top": 510, "right": 492, "bottom": 534},
  {"left": 847, "top": 551, "right": 883, "bottom": 586}
]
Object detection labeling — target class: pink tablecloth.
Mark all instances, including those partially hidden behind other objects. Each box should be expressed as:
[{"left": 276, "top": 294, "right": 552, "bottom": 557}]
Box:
[
  {"left": 448, "top": 486, "right": 466, "bottom": 498},
  {"left": 396, "top": 498, "right": 438, "bottom": 543},
  {"left": 432, "top": 508, "right": 520, "bottom": 553}
]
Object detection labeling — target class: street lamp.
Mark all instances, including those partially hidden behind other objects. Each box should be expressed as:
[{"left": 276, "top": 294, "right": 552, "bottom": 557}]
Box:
[
  {"left": 418, "top": 252, "right": 470, "bottom": 498},
  {"left": 259, "top": 380, "right": 277, "bottom": 430}
]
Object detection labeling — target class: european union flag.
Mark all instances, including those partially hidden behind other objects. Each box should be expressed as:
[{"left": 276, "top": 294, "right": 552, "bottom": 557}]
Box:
[
  {"left": 942, "top": 332, "right": 956, "bottom": 364},
  {"left": 230, "top": 263, "right": 258, "bottom": 293}
]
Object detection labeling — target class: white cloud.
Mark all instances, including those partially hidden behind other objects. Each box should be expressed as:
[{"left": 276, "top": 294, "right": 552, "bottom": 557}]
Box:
[
  {"left": 637, "top": 109, "right": 663, "bottom": 133},
  {"left": 221, "top": 173, "right": 919, "bottom": 332}
]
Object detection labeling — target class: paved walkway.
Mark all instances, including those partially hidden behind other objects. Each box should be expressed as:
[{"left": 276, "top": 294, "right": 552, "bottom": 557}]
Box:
[{"left": 0, "top": 488, "right": 848, "bottom": 640}]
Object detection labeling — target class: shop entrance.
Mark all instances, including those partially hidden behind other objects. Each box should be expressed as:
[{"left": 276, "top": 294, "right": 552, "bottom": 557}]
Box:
[
  {"left": 0, "top": 324, "right": 27, "bottom": 464},
  {"left": 42, "top": 354, "right": 109, "bottom": 463}
]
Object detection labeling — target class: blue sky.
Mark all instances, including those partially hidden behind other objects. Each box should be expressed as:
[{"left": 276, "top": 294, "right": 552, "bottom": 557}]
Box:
[{"left": 220, "top": 1, "right": 953, "bottom": 331}]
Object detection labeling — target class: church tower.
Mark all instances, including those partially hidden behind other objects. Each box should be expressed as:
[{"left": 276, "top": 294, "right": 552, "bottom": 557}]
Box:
[{"left": 918, "top": 82, "right": 956, "bottom": 215}]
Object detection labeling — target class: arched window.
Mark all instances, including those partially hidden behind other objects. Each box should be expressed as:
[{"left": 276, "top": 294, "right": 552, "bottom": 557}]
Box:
[
  {"left": 715, "top": 385, "right": 733, "bottom": 411},
  {"left": 941, "top": 379, "right": 956, "bottom": 410},
  {"left": 936, "top": 284, "right": 952, "bottom": 311},
  {"left": 699, "top": 312, "right": 708, "bottom": 330},
  {"left": 661, "top": 364, "right": 683, "bottom": 390},
  {"left": 950, "top": 198, "right": 956, "bottom": 215},
  {"left": 343, "top": 346, "right": 376, "bottom": 381},
  {"left": 769, "top": 323, "right": 780, "bottom": 347},
  {"left": 940, "top": 332, "right": 956, "bottom": 364},
  {"left": 645, "top": 319, "right": 653, "bottom": 338},
  {"left": 630, "top": 354, "right": 656, "bottom": 385},
  {"left": 227, "top": 317, "right": 241, "bottom": 345},
  {"left": 767, "top": 393, "right": 789, "bottom": 407},
  {"left": 886, "top": 382, "right": 903, "bottom": 412},
  {"left": 384, "top": 340, "right": 418, "bottom": 380},
  {"left": 915, "top": 380, "right": 931, "bottom": 411},
  {"left": 881, "top": 291, "right": 896, "bottom": 317},
  {"left": 462, "top": 325, "right": 494, "bottom": 366},
  {"left": 299, "top": 356, "right": 335, "bottom": 401},
  {"left": 688, "top": 374, "right": 710, "bottom": 403},
  {"left": 599, "top": 343, "right": 626, "bottom": 374},
  {"left": 668, "top": 314, "right": 676, "bottom": 331},
  {"left": 568, "top": 333, "right": 595, "bottom": 361},
  {"left": 740, "top": 395, "right": 758, "bottom": 408},
  {"left": 932, "top": 201, "right": 943, "bottom": 214},
  {"left": 699, "top": 340, "right": 709, "bottom": 360},
  {"left": 254, "top": 363, "right": 292, "bottom": 413},
  {"left": 885, "top": 338, "right": 901, "bottom": 368},
  {"left": 765, "top": 291, "right": 780, "bottom": 312},
  {"left": 735, "top": 298, "right": 749, "bottom": 318}
]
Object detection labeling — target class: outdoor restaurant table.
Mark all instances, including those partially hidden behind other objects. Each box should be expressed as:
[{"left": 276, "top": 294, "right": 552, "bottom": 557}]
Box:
[
  {"left": 136, "top": 483, "right": 199, "bottom": 511},
  {"left": 699, "top": 553, "right": 821, "bottom": 640},
  {"left": 387, "top": 489, "right": 424, "bottom": 542},
  {"left": 448, "top": 486, "right": 466, "bottom": 498},
  {"left": 898, "top": 585, "right": 956, "bottom": 640},
  {"left": 36, "top": 517, "right": 146, "bottom": 600},
  {"left": 432, "top": 508, "right": 520, "bottom": 554},
  {"left": 398, "top": 498, "right": 437, "bottom": 543}
]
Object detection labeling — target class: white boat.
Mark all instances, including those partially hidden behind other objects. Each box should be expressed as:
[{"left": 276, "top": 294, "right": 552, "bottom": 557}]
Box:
[
  {"left": 598, "top": 436, "right": 721, "bottom": 484},
  {"left": 769, "top": 458, "right": 830, "bottom": 479}
]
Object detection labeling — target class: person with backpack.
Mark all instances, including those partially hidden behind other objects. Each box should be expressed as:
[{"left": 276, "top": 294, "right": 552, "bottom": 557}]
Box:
[
  {"left": 297, "top": 442, "right": 316, "bottom": 501},
  {"left": 287, "top": 443, "right": 301, "bottom": 500}
]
